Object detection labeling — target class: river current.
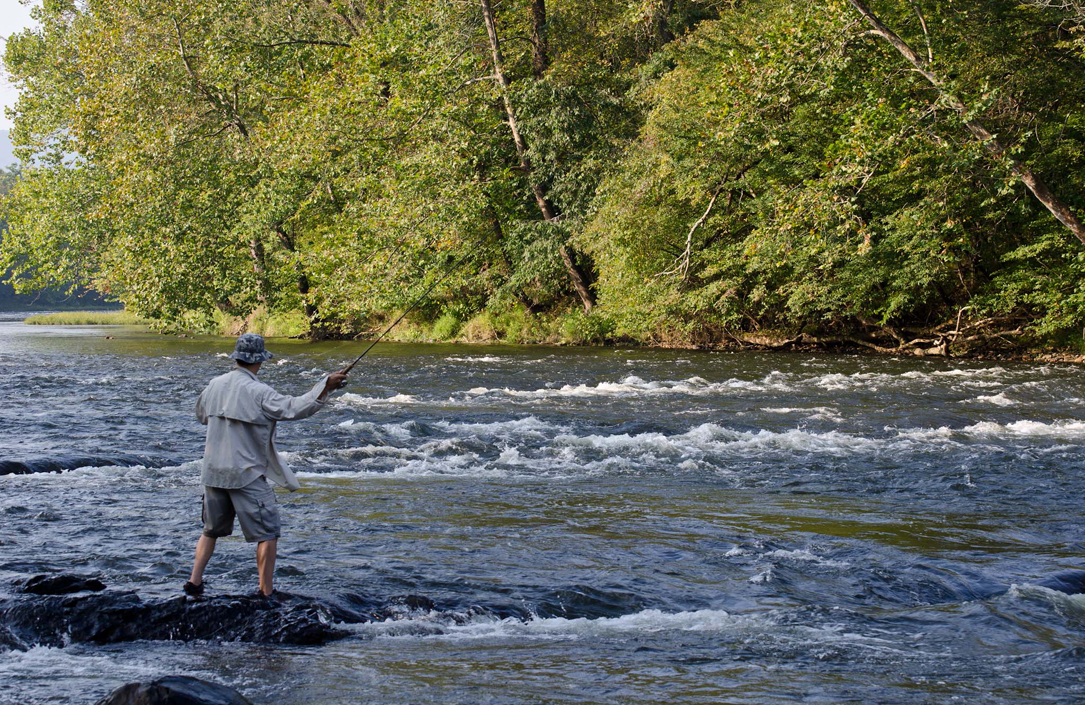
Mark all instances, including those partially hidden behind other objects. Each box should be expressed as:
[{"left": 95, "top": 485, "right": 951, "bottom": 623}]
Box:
[{"left": 0, "top": 315, "right": 1083, "bottom": 703}]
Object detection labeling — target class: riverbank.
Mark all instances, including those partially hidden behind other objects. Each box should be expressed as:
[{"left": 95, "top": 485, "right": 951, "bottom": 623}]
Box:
[
  {"left": 23, "top": 311, "right": 147, "bottom": 325},
  {"left": 17, "top": 307, "right": 1085, "bottom": 364},
  {"left": 357, "top": 311, "right": 1085, "bottom": 364}
]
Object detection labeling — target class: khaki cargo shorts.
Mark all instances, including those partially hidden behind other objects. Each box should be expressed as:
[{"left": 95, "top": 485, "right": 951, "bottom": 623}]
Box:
[{"left": 202, "top": 476, "right": 281, "bottom": 543}]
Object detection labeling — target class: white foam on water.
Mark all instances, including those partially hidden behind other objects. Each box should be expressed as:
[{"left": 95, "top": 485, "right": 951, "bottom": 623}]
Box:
[
  {"left": 793, "top": 366, "right": 1012, "bottom": 392},
  {"left": 749, "top": 567, "right": 775, "bottom": 584},
  {"left": 446, "top": 355, "right": 506, "bottom": 363},
  {"left": 964, "top": 393, "right": 1017, "bottom": 407},
  {"left": 0, "top": 645, "right": 164, "bottom": 681},
  {"left": 339, "top": 392, "right": 419, "bottom": 407},
  {"left": 555, "top": 423, "right": 882, "bottom": 457},
  {"left": 931, "top": 366, "right": 1008, "bottom": 378},
  {"left": 1005, "top": 584, "right": 1085, "bottom": 617},
  {"left": 296, "top": 453, "right": 512, "bottom": 480},
  {"left": 345, "top": 608, "right": 757, "bottom": 642},
  {"left": 331, "top": 445, "right": 420, "bottom": 460},
  {"left": 761, "top": 406, "right": 845, "bottom": 423},
  {"left": 762, "top": 548, "right": 850, "bottom": 569},
  {"left": 336, "top": 419, "right": 416, "bottom": 440},
  {"left": 898, "top": 419, "right": 1085, "bottom": 441},
  {"left": 338, "top": 608, "right": 916, "bottom": 659},
  {"left": 497, "top": 447, "right": 527, "bottom": 464},
  {"left": 461, "top": 375, "right": 772, "bottom": 401},
  {"left": 432, "top": 416, "right": 555, "bottom": 436},
  {"left": 287, "top": 413, "right": 1085, "bottom": 482}
]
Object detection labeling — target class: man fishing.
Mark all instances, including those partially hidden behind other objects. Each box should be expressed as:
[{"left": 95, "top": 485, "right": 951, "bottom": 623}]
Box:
[{"left": 185, "top": 333, "right": 348, "bottom": 598}]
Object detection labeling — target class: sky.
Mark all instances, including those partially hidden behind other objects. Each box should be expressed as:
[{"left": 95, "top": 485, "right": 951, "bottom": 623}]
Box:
[{"left": 1, "top": 0, "right": 40, "bottom": 130}]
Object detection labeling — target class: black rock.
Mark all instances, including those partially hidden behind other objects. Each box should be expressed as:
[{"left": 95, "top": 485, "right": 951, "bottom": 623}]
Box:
[
  {"left": 0, "top": 454, "right": 159, "bottom": 476},
  {"left": 0, "top": 591, "right": 348, "bottom": 647},
  {"left": 20, "top": 573, "right": 107, "bottom": 595},
  {"left": 0, "top": 623, "right": 26, "bottom": 652},
  {"left": 95, "top": 676, "right": 252, "bottom": 705}
]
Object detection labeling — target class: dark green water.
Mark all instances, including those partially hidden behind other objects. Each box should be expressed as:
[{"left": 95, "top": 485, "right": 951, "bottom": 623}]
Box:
[{"left": 1, "top": 316, "right": 1083, "bottom": 703}]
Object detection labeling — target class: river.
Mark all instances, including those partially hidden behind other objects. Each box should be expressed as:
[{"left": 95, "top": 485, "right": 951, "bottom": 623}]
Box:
[{"left": 1, "top": 314, "right": 1083, "bottom": 703}]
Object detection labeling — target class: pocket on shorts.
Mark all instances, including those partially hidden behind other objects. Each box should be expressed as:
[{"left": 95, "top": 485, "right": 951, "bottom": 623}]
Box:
[{"left": 255, "top": 493, "right": 280, "bottom": 537}]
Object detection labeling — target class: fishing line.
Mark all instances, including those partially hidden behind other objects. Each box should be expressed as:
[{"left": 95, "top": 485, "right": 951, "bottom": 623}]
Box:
[{"left": 342, "top": 250, "right": 472, "bottom": 373}]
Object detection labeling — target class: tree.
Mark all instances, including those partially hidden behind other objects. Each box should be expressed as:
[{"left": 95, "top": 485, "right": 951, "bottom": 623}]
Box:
[{"left": 847, "top": 0, "right": 1085, "bottom": 246}]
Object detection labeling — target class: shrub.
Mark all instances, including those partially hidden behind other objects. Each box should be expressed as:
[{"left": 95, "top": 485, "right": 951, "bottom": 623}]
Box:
[
  {"left": 431, "top": 313, "right": 462, "bottom": 341},
  {"left": 461, "top": 312, "right": 498, "bottom": 342},
  {"left": 560, "top": 309, "right": 615, "bottom": 345}
]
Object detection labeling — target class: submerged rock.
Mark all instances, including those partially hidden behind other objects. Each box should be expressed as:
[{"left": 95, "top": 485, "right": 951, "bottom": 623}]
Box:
[
  {"left": 20, "top": 573, "right": 107, "bottom": 595},
  {"left": 95, "top": 676, "right": 252, "bottom": 705},
  {"left": 1034, "top": 570, "right": 1085, "bottom": 596}
]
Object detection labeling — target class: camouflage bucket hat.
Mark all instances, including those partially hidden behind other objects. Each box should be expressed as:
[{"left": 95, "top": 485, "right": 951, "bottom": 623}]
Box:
[{"left": 229, "top": 333, "right": 275, "bottom": 364}]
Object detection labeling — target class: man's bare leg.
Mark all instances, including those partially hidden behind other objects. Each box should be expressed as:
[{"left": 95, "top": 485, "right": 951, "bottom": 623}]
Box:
[
  {"left": 189, "top": 535, "right": 217, "bottom": 586},
  {"left": 256, "top": 539, "right": 277, "bottom": 596}
]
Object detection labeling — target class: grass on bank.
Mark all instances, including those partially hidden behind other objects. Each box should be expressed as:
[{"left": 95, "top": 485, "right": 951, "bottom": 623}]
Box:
[
  {"left": 209, "top": 304, "right": 615, "bottom": 345},
  {"left": 213, "top": 307, "right": 309, "bottom": 338},
  {"left": 24, "top": 310, "right": 148, "bottom": 325},
  {"left": 372, "top": 307, "right": 618, "bottom": 346}
]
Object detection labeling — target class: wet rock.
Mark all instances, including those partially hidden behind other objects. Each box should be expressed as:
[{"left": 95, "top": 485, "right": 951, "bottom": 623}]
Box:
[
  {"left": 318, "top": 591, "right": 497, "bottom": 624},
  {"left": 0, "top": 454, "right": 159, "bottom": 476},
  {"left": 533, "top": 584, "right": 645, "bottom": 619},
  {"left": 0, "top": 591, "right": 348, "bottom": 647},
  {"left": 0, "top": 623, "right": 26, "bottom": 652},
  {"left": 95, "top": 676, "right": 252, "bottom": 705},
  {"left": 20, "top": 573, "right": 107, "bottom": 595}
]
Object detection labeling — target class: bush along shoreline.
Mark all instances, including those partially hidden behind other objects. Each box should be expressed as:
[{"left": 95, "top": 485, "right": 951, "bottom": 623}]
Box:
[
  {"left": 368, "top": 308, "right": 1085, "bottom": 363},
  {"left": 25, "top": 306, "right": 1082, "bottom": 363}
]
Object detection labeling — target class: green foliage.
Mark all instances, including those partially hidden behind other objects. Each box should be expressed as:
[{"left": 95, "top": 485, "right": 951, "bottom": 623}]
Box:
[
  {"left": 431, "top": 313, "right": 462, "bottom": 340},
  {"left": 560, "top": 309, "right": 616, "bottom": 345},
  {"left": 2, "top": 0, "right": 1084, "bottom": 348},
  {"left": 585, "top": 0, "right": 1085, "bottom": 343},
  {"left": 460, "top": 312, "right": 499, "bottom": 343}
]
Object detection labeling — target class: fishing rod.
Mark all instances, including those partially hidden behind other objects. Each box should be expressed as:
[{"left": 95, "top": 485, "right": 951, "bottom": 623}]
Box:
[{"left": 342, "top": 251, "right": 471, "bottom": 374}]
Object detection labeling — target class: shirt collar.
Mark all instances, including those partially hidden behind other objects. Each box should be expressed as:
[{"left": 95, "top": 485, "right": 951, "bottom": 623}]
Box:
[{"left": 234, "top": 366, "right": 259, "bottom": 381}]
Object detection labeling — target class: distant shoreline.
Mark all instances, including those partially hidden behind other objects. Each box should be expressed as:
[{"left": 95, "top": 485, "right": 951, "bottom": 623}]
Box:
[
  {"left": 10, "top": 308, "right": 1081, "bottom": 365},
  {"left": 21, "top": 310, "right": 144, "bottom": 325}
]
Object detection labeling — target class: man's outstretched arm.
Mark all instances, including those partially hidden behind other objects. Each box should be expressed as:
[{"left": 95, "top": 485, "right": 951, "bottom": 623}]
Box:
[{"left": 260, "top": 369, "right": 349, "bottom": 421}]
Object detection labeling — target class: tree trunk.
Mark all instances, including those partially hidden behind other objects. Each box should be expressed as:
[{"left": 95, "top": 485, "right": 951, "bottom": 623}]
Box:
[
  {"left": 530, "top": 0, "right": 550, "bottom": 78},
  {"left": 249, "top": 238, "right": 270, "bottom": 305},
  {"left": 479, "top": 0, "right": 596, "bottom": 311},
  {"left": 847, "top": 0, "right": 1085, "bottom": 247},
  {"left": 273, "top": 225, "right": 322, "bottom": 335},
  {"left": 655, "top": 0, "right": 675, "bottom": 47}
]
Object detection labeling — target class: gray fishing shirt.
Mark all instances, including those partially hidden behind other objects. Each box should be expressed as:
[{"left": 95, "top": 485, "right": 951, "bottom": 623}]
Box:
[{"left": 196, "top": 367, "right": 329, "bottom": 491}]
